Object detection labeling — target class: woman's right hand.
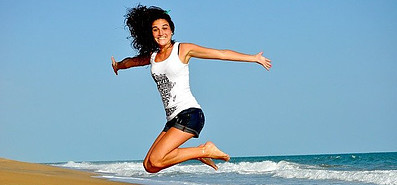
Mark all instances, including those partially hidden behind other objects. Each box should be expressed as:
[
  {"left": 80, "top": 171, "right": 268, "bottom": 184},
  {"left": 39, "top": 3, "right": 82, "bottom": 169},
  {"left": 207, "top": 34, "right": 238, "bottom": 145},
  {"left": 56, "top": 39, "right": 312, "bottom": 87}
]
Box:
[
  {"left": 111, "top": 56, "right": 118, "bottom": 75},
  {"left": 255, "top": 52, "right": 272, "bottom": 71}
]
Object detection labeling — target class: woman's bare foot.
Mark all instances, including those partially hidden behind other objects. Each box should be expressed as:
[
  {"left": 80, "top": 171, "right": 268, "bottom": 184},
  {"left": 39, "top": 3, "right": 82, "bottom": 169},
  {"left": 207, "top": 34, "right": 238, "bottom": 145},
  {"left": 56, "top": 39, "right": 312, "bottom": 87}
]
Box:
[
  {"left": 198, "top": 158, "right": 218, "bottom": 170},
  {"left": 197, "top": 144, "right": 218, "bottom": 170},
  {"left": 203, "top": 141, "right": 230, "bottom": 161}
]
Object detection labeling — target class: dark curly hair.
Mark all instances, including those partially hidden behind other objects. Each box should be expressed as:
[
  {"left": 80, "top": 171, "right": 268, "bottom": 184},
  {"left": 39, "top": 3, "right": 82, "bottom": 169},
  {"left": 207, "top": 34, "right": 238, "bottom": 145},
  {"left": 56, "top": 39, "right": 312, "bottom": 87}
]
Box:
[{"left": 125, "top": 4, "right": 175, "bottom": 57}]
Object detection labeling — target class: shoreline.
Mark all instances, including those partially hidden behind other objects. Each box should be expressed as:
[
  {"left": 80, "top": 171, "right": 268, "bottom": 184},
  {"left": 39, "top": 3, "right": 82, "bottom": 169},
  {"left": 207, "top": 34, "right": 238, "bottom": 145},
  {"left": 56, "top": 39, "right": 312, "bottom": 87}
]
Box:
[{"left": 0, "top": 158, "right": 138, "bottom": 185}]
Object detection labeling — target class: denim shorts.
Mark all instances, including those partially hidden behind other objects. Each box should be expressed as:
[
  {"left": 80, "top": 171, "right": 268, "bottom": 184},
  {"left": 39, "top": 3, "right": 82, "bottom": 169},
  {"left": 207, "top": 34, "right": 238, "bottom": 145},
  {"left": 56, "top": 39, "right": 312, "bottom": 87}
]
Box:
[{"left": 163, "top": 108, "right": 205, "bottom": 138}]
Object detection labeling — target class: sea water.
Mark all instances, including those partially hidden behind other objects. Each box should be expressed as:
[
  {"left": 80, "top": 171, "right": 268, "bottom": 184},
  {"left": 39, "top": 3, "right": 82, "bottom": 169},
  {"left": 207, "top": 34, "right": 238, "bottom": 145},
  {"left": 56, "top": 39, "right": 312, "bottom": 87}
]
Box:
[{"left": 53, "top": 152, "right": 397, "bottom": 185}]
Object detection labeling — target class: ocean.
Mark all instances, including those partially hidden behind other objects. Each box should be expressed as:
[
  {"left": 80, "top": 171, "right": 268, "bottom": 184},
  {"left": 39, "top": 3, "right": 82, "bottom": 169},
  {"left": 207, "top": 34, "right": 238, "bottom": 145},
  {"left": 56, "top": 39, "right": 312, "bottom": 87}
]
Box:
[{"left": 53, "top": 152, "right": 397, "bottom": 185}]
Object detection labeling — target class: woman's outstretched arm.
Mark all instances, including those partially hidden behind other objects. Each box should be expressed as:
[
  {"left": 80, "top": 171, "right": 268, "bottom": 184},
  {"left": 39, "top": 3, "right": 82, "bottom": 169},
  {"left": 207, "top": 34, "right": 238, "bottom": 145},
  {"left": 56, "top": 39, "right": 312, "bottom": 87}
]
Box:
[
  {"left": 180, "top": 43, "right": 272, "bottom": 71},
  {"left": 111, "top": 56, "right": 150, "bottom": 75}
]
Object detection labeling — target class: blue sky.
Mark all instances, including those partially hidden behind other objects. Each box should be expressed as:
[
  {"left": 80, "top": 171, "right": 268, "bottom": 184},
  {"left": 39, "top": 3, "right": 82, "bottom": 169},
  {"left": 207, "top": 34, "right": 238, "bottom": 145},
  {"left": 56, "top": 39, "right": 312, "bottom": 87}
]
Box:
[{"left": 1, "top": 0, "right": 396, "bottom": 163}]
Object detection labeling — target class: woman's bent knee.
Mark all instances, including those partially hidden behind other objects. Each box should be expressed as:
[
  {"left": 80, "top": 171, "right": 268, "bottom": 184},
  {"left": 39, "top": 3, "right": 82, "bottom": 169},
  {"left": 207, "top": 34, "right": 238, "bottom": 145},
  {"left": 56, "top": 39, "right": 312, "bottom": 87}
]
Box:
[
  {"left": 148, "top": 154, "right": 167, "bottom": 169},
  {"left": 143, "top": 160, "right": 161, "bottom": 173}
]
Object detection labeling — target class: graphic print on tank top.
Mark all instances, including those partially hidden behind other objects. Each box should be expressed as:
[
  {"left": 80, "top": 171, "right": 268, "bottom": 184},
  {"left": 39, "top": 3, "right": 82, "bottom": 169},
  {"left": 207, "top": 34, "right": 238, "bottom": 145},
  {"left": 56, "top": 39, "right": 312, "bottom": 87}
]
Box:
[{"left": 152, "top": 73, "right": 177, "bottom": 116}]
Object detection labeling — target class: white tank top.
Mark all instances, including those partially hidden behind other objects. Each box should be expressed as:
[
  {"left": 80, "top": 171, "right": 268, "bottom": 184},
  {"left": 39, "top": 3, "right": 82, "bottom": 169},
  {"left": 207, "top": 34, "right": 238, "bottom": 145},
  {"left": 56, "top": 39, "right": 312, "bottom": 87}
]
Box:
[{"left": 150, "top": 42, "right": 201, "bottom": 121}]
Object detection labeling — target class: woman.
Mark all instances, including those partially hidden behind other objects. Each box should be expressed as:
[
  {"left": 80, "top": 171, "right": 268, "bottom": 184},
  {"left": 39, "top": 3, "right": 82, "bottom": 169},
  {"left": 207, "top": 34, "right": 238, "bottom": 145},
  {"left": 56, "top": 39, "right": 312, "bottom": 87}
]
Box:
[{"left": 112, "top": 5, "right": 271, "bottom": 173}]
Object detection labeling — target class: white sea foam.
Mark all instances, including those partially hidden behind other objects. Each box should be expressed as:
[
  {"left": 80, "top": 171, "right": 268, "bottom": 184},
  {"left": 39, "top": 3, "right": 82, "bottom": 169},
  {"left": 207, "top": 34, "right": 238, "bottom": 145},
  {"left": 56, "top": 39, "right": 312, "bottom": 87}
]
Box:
[
  {"left": 270, "top": 161, "right": 397, "bottom": 185},
  {"left": 58, "top": 161, "right": 147, "bottom": 176},
  {"left": 55, "top": 160, "right": 397, "bottom": 185}
]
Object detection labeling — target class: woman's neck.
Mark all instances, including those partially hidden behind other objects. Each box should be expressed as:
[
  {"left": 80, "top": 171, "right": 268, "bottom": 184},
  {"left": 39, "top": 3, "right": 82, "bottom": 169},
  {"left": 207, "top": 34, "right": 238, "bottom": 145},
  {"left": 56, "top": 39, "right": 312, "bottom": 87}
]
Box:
[{"left": 158, "top": 42, "right": 173, "bottom": 53}]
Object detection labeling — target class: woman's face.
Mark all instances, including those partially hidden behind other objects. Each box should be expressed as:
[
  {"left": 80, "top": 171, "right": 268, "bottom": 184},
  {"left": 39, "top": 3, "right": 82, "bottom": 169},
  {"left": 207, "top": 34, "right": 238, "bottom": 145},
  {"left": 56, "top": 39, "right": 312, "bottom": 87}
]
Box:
[{"left": 152, "top": 19, "right": 173, "bottom": 47}]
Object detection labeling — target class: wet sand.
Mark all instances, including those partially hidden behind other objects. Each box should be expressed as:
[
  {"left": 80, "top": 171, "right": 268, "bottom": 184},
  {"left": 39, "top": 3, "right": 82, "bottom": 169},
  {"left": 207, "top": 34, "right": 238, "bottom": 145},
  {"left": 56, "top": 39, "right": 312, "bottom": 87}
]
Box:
[{"left": 0, "top": 158, "right": 137, "bottom": 185}]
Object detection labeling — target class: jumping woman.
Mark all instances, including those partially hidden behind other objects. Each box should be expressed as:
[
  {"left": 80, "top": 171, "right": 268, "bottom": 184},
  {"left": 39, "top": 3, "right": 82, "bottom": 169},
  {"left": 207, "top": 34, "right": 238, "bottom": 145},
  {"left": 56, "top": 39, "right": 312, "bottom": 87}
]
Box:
[{"left": 112, "top": 5, "right": 271, "bottom": 173}]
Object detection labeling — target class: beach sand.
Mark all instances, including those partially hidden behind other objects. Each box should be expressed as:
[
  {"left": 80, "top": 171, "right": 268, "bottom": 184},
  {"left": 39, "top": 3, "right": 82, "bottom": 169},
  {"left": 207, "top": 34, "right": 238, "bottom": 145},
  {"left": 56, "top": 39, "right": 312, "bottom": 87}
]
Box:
[{"left": 0, "top": 158, "right": 136, "bottom": 185}]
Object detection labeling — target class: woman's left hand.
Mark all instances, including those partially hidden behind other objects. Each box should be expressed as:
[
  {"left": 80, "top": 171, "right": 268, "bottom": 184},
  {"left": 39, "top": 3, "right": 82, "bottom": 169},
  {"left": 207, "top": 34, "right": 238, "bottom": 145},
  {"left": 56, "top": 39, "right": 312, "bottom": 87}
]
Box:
[
  {"left": 256, "top": 52, "right": 272, "bottom": 71},
  {"left": 111, "top": 56, "right": 119, "bottom": 75}
]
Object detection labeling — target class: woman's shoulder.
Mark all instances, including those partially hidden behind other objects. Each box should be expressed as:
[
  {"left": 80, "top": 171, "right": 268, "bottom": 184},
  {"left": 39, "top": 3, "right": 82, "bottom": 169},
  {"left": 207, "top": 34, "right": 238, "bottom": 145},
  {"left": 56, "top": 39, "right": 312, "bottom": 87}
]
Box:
[
  {"left": 178, "top": 42, "right": 197, "bottom": 52},
  {"left": 178, "top": 42, "right": 195, "bottom": 47},
  {"left": 179, "top": 42, "right": 205, "bottom": 50}
]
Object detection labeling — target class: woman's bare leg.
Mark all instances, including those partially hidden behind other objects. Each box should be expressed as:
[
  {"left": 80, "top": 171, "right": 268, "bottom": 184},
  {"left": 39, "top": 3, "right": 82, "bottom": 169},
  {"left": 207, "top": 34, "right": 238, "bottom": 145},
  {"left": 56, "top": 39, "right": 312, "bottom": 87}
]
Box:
[
  {"left": 144, "top": 127, "right": 229, "bottom": 173},
  {"left": 143, "top": 131, "right": 166, "bottom": 173},
  {"left": 145, "top": 133, "right": 218, "bottom": 171}
]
